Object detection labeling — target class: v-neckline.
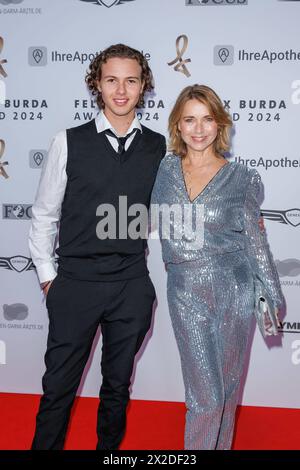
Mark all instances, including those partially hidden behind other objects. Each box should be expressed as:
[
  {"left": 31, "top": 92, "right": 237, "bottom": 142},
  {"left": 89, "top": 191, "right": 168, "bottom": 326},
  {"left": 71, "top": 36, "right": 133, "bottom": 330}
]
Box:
[{"left": 179, "top": 157, "right": 231, "bottom": 203}]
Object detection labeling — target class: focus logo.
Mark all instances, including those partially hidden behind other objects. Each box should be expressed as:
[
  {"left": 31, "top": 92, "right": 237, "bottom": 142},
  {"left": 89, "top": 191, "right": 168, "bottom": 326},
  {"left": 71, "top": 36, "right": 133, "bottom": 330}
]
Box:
[
  {"left": 2, "top": 204, "right": 32, "bottom": 220},
  {"left": 186, "top": 0, "right": 247, "bottom": 5}
]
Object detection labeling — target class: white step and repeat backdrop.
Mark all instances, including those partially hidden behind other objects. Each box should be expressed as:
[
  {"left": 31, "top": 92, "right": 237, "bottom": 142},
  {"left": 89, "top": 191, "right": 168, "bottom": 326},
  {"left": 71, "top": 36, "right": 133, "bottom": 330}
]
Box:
[{"left": 1, "top": 0, "right": 300, "bottom": 408}]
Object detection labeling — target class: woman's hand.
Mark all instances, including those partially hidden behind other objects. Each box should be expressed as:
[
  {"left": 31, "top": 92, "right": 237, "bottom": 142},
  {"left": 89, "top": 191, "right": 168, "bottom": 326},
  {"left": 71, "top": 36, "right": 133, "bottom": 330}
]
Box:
[
  {"left": 263, "top": 307, "right": 280, "bottom": 335},
  {"left": 258, "top": 216, "right": 265, "bottom": 232},
  {"left": 274, "top": 307, "right": 280, "bottom": 328}
]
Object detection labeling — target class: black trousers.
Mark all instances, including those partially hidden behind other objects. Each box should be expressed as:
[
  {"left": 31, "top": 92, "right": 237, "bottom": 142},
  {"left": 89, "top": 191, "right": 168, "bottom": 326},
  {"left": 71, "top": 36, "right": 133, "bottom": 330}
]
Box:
[{"left": 31, "top": 273, "right": 155, "bottom": 450}]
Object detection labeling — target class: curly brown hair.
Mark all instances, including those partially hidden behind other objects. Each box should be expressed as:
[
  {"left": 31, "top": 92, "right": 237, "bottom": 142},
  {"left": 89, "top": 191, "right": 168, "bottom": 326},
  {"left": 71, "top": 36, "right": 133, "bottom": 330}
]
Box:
[{"left": 85, "top": 43, "right": 154, "bottom": 109}]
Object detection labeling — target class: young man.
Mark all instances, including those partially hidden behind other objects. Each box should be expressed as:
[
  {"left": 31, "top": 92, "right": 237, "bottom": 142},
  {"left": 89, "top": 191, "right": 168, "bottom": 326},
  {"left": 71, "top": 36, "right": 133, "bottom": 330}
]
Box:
[{"left": 29, "top": 44, "right": 166, "bottom": 450}]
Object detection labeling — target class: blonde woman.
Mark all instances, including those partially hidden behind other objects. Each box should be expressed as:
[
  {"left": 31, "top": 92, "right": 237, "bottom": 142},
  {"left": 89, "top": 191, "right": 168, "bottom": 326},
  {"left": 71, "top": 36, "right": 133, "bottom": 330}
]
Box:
[{"left": 151, "top": 85, "right": 283, "bottom": 450}]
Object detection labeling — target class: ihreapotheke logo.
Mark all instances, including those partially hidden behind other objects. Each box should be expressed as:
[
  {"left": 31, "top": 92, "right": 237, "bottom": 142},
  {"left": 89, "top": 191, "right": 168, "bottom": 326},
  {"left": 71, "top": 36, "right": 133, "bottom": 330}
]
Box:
[{"left": 214, "top": 45, "right": 300, "bottom": 66}]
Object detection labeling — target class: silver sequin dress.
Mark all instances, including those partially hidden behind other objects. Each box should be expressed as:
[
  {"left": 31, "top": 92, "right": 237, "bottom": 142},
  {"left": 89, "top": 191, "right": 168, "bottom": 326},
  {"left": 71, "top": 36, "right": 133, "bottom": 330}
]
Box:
[{"left": 150, "top": 154, "right": 284, "bottom": 450}]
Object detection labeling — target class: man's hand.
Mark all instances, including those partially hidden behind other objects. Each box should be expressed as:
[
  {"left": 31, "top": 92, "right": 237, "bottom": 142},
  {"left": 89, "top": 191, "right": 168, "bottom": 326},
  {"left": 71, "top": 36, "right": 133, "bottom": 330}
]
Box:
[{"left": 41, "top": 280, "right": 53, "bottom": 296}]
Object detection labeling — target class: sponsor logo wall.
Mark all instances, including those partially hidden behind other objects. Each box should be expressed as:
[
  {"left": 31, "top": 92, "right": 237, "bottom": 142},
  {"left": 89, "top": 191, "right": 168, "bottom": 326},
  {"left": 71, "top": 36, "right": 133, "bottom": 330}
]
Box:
[{"left": 1, "top": 0, "right": 299, "bottom": 408}]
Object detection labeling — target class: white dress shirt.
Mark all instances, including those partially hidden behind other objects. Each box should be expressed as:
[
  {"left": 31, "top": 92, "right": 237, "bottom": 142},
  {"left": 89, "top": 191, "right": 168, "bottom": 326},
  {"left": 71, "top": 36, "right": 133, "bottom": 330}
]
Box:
[{"left": 28, "top": 111, "right": 142, "bottom": 284}]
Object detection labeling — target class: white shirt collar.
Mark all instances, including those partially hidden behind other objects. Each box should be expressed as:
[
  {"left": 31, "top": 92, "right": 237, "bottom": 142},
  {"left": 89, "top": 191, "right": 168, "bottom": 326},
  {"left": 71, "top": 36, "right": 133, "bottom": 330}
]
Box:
[{"left": 95, "top": 110, "right": 142, "bottom": 137}]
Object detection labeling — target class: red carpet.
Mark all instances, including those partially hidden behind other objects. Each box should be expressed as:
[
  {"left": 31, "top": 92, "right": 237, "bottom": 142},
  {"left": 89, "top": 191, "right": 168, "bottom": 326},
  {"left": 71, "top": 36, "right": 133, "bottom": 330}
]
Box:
[{"left": 0, "top": 393, "right": 299, "bottom": 450}]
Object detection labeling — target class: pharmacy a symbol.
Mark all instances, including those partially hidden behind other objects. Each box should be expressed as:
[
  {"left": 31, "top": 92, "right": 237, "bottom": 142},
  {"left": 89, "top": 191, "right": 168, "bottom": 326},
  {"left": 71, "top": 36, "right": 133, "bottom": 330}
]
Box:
[
  {"left": 218, "top": 48, "right": 229, "bottom": 63},
  {"left": 33, "top": 152, "right": 44, "bottom": 166},
  {"left": 32, "top": 49, "right": 43, "bottom": 64}
]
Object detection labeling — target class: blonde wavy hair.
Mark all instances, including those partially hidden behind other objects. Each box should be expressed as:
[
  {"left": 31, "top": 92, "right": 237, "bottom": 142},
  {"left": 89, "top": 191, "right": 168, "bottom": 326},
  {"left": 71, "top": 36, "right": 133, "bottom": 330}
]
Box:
[{"left": 168, "top": 84, "right": 232, "bottom": 158}]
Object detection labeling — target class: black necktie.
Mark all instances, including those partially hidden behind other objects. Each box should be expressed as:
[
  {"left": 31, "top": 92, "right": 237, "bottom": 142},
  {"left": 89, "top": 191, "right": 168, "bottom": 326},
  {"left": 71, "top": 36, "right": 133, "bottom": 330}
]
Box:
[{"left": 105, "top": 128, "right": 137, "bottom": 154}]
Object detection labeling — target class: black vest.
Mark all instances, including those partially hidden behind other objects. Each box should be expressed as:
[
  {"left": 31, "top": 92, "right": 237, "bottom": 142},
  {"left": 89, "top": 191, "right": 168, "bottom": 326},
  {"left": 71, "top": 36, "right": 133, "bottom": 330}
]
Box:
[{"left": 56, "top": 119, "right": 166, "bottom": 281}]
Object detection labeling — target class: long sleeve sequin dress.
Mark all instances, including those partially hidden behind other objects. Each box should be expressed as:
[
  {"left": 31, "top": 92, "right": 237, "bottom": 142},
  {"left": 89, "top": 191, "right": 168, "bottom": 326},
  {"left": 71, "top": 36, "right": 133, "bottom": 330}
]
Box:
[{"left": 151, "top": 154, "right": 284, "bottom": 450}]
